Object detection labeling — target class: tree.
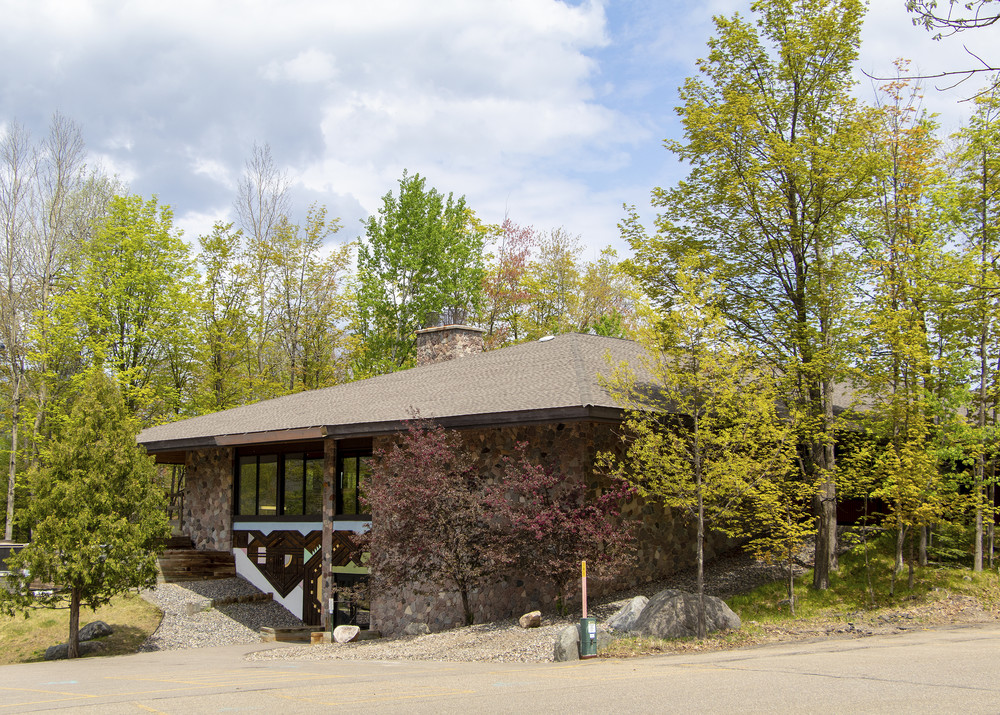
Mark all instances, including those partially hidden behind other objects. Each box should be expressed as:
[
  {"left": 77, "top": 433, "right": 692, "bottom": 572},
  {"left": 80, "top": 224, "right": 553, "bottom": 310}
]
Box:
[
  {"left": 903, "top": 1, "right": 999, "bottom": 93},
  {"left": 481, "top": 218, "right": 536, "bottom": 348},
  {"left": 269, "top": 205, "right": 349, "bottom": 392},
  {"left": 0, "top": 371, "right": 170, "bottom": 658},
  {"left": 0, "top": 121, "right": 35, "bottom": 541},
  {"left": 354, "top": 171, "right": 485, "bottom": 376},
  {"left": 854, "top": 64, "right": 951, "bottom": 571},
  {"left": 602, "top": 260, "right": 798, "bottom": 637},
  {"left": 945, "top": 84, "right": 1000, "bottom": 571},
  {"left": 626, "top": 0, "right": 875, "bottom": 588},
  {"left": 907, "top": 0, "right": 1000, "bottom": 35},
  {"left": 234, "top": 142, "right": 291, "bottom": 385},
  {"left": 195, "top": 221, "right": 252, "bottom": 412},
  {"left": 51, "top": 194, "right": 200, "bottom": 422},
  {"left": 496, "top": 443, "right": 635, "bottom": 615},
  {"left": 362, "top": 421, "right": 508, "bottom": 626},
  {"left": 520, "top": 227, "right": 583, "bottom": 339}
]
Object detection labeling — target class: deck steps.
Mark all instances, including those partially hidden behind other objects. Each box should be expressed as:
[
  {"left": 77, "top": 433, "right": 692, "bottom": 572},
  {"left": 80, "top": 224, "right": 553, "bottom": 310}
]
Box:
[{"left": 157, "top": 545, "right": 236, "bottom": 582}]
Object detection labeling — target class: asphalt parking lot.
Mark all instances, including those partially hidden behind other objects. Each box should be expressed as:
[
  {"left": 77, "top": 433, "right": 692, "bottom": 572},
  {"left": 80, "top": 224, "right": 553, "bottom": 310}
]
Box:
[{"left": 1, "top": 624, "right": 999, "bottom": 713}]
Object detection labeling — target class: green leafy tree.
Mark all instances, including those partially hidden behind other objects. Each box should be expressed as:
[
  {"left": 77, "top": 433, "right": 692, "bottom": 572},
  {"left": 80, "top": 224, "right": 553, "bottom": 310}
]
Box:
[
  {"left": 602, "top": 260, "right": 798, "bottom": 637},
  {"left": 625, "top": 0, "right": 876, "bottom": 588},
  {"left": 854, "top": 64, "right": 952, "bottom": 571},
  {"left": 195, "top": 221, "right": 252, "bottom": 412},
  {"left": 481, "top": 218, "right": 535, "bottom": 348},
  {"left": 945, "top": 83, "right": 1000, "bottom": 571},
  {"left": 354, "top": 171, "right": 486, "bottom": 375},
  {"left": 269, "top": 205, "right": 349, "bottom": 392},
  {"left": 49, "top": 194, "right": 200, "bottom": 423},
  {"left": 0, "top": 371, "right": 170, "bottom": 658}
]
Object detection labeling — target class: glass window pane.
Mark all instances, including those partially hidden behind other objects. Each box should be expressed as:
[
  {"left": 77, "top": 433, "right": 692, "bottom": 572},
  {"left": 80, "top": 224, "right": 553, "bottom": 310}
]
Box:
[
  {"left": 284, "top": 454, "right": 304, "bottom": 516},
  {"left": 305, "top": 458, "right": 324, "bottom": 515},
  {"left": 259, "top": 455, "right": 278, "bottom": 516},
  {"left": 238, "top": 456, "right": 257, "bottom": 516},
  {"left": 341, "top": 457, "right": 357, "bottom": 515},
  {"left": 358, "top": 457, "right": 371, "bottom": 515}
]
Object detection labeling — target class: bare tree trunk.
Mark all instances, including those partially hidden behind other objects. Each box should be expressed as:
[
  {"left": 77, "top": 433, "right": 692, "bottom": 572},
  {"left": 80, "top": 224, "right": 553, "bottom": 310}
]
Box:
[
  {"left": 895, "top": 522, "right": 905, "bottom": 575},
  {"left": 919, "top": 525, "right": 928, "bottom": 567},
  {"left": 4, "top": 387, "right": 20, "bottom": 541}
]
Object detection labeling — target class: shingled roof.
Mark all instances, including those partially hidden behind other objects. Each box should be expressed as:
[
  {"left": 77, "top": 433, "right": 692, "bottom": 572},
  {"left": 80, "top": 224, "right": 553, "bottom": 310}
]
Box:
[{"left": 138, "top": 333, "right": 649, "bottom": 453}]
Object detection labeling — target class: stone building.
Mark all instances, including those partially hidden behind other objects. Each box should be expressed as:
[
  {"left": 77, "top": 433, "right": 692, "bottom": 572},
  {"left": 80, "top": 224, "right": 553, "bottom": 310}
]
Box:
[{"left": 137, "top": 327, "right": 722, "bottom": 635}]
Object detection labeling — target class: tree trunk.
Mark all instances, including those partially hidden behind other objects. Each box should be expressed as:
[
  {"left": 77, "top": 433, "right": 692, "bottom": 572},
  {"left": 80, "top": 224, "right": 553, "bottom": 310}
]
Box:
[
  {"left": 895, "top": 522, "right": 905, "bottom": 575},
  {"left": 460, "top": 587, "right": 473, "bottom": 626},
  {"left": 907, "top": 529, "right": 915, "bottom": 590},
  {"left": 919, "top": 525, "right": 928, "bottom": 567},
  {"left": 4, "top": 382, "right": 19, "bottom": 541},
  {"left": 68, "top": 586, "right": 81, "bottom": 659}
]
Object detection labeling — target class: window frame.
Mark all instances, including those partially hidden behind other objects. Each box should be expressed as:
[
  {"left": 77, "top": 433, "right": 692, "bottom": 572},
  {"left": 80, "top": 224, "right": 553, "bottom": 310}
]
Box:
[
  {"left": 336, "top": 449, "right": 372, "bottom": 517},
  {"left": 233, "top": 442, "right": 324, "bottom": 520}
]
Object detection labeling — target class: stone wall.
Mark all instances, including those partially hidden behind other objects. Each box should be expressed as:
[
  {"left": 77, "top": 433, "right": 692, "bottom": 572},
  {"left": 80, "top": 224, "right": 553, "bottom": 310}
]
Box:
[
  {"left": 368, "top": 421, "right": 734, "bottom": 636},
  {"left": 183, "top": 447, "right": 234, "bottom": 551},
  {"left": 414, "top": 325, "right": 485, "bottom": 366}
]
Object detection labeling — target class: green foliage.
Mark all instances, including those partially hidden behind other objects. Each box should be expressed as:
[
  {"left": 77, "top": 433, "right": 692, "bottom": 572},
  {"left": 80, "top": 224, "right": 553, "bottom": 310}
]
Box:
[
  {"left": 602, "top": 260, "right": 799, "bottom": 634},
  {"left": 625, "top": 0, "right": 878, "bottom": 589},
  {"left": 354, "top": 171, "right": 486, "bottom": 375},
  {"left": 0, "top": 371, "right": 170, "bottom": 658},
  {"left": 47, "top": 194, "right": 200, "bottom": 423}
]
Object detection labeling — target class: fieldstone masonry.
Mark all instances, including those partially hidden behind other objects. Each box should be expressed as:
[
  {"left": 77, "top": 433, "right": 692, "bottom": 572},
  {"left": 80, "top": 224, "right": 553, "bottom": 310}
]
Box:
[
  {"left": 415, "top": 325, "right": 486, "bottom": 366},
  {"left": 183, "top": 447, "right": 234, "bottom": 551},
  {"left": 175, "top": 421, "right": 735, "bottom": 637},
  {"left": 368, "top": 421, "right": 735, "bottom": 636}
]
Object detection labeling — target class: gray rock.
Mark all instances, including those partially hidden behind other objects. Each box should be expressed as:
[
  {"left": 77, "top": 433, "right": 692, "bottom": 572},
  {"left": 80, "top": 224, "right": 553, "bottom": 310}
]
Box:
[
  {"left": 403, "top": 622, "right": 430, "bottom": 636},
  {"left": 184, "top": 599, "right": 212, "bottom": 615},
  {"left": 333, "top": 625, "right": 361, "bottom": 643},
  {"left": 79, "top": 620, "right": 114, "bottom": 642},
  {"left": 518, "top": 611, "right": 541, "bottom": 629},
  {"left": 605, "top": 596, "right": 648, "bottom": 632},
  {"left": 552, "top": 623, "right": 613, "bottom": 662},
  {"left": 632, "top": 589, "right": 741, "bottom": 639},
  {"left": 44, "top": 640, "right": 103, "bottom": 661}
]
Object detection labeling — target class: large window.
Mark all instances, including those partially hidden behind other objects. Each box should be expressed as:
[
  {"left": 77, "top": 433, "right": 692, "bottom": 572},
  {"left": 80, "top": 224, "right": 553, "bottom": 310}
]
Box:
[
  {"left": 236, "top": 447, "right": 323, "bottom": 517},
  {"left": 234, "top": 441, "right": 370, "bottom": 518},
  {"left": 337, "top": 451, "right": 371, "bottom": 516}
]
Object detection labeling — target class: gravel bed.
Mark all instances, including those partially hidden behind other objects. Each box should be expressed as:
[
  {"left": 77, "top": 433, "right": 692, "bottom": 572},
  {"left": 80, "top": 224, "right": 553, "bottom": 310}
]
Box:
[
  {"left": 250, "top": 549, "right": 792, "bottom": 664},
  {"left": 139, "top": 577, "right": 303, "bottom": 652},
  {"left": 137, "top": 550, "right": 800, "bottom": 660}
]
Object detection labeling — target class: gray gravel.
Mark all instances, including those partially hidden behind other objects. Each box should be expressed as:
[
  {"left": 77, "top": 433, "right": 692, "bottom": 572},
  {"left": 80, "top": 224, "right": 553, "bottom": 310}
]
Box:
[
  {"left": 249, "top": 549, "right": 796, "bottom": 664},
  {"left": 138, "top": 550, "right": 798, "bottom": 661},
  {"left": 139, "top": 577, "right": 303, "bottom": 652}
]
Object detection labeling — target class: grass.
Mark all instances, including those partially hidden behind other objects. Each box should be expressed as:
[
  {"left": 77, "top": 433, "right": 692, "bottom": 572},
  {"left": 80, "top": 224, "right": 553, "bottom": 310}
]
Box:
[
  {"left": 602, "top": 534, "right": 1000, "bottom": 659},
  {"left": 0, "top": 593, "right": 163, "bottom": 664}
]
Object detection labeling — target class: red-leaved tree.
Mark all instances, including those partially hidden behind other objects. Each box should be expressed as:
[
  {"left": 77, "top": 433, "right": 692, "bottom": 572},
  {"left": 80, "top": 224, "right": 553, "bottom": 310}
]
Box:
[
  {"left": 362, "top": 421, "right": 511, "bottom": 626},
  {"left": 493, "top": 443, "right": 636, "bottom": 615}
]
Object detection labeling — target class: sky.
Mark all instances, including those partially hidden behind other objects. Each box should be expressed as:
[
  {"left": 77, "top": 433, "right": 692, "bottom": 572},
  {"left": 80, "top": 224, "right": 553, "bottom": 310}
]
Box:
[{"left": 1, "top": 0, "right": 996, "bottom": 259}]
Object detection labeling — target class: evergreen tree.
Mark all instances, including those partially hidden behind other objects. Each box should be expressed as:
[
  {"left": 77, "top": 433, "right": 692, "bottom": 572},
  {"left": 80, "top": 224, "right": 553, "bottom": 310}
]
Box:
[{"left": 1, "top": 371, "right": 170, "bottom": 658}]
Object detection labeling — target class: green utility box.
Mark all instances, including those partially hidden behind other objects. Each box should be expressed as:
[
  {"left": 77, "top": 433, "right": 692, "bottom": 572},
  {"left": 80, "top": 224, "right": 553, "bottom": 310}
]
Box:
[{"left": 578, "top": 617, "right": 597, "bottom": 659}]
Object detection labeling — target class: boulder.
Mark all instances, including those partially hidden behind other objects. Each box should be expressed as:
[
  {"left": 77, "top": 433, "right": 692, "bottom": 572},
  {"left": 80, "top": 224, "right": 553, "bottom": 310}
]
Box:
[
  {"left": 403, "top": 622, "right": 430, "bottom": 636},
  {"left": 333, "top": 625, "right": 361, "bottom": 643},
  {"left": 518, "top": 611, "right": 542, "bottom": 629},
  {"left": 79, "top": 620, "right": 113, "bottom": 642},
  {"left": 44, "top": 640, "right": 103, "bottom": 661},
  {"left": 632, "top": 589, "right": 741, "bottom": 639},
  {"left": 553, "top": 623, "right": 613, "bottom": 662},
  {"left": 605, "top": 596, "right": 648, "bottom": 632}
]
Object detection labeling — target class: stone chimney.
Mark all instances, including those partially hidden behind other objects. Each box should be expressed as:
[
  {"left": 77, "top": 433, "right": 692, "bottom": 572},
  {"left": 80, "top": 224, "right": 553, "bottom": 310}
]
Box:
[{"left": 415, "top": 325, "right": 486, "bottom": 366}]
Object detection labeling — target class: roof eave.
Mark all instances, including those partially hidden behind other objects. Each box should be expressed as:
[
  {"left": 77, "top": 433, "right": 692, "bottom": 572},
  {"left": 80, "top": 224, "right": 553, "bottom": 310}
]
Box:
[{"left": 138, "top": 406, "right": 625, "bottom": 454}]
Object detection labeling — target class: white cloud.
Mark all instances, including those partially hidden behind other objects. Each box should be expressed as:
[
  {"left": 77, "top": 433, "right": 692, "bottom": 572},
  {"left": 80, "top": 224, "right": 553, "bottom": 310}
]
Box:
[{"left": 261, "top": 49, "right": 337, "bottom": 84}]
